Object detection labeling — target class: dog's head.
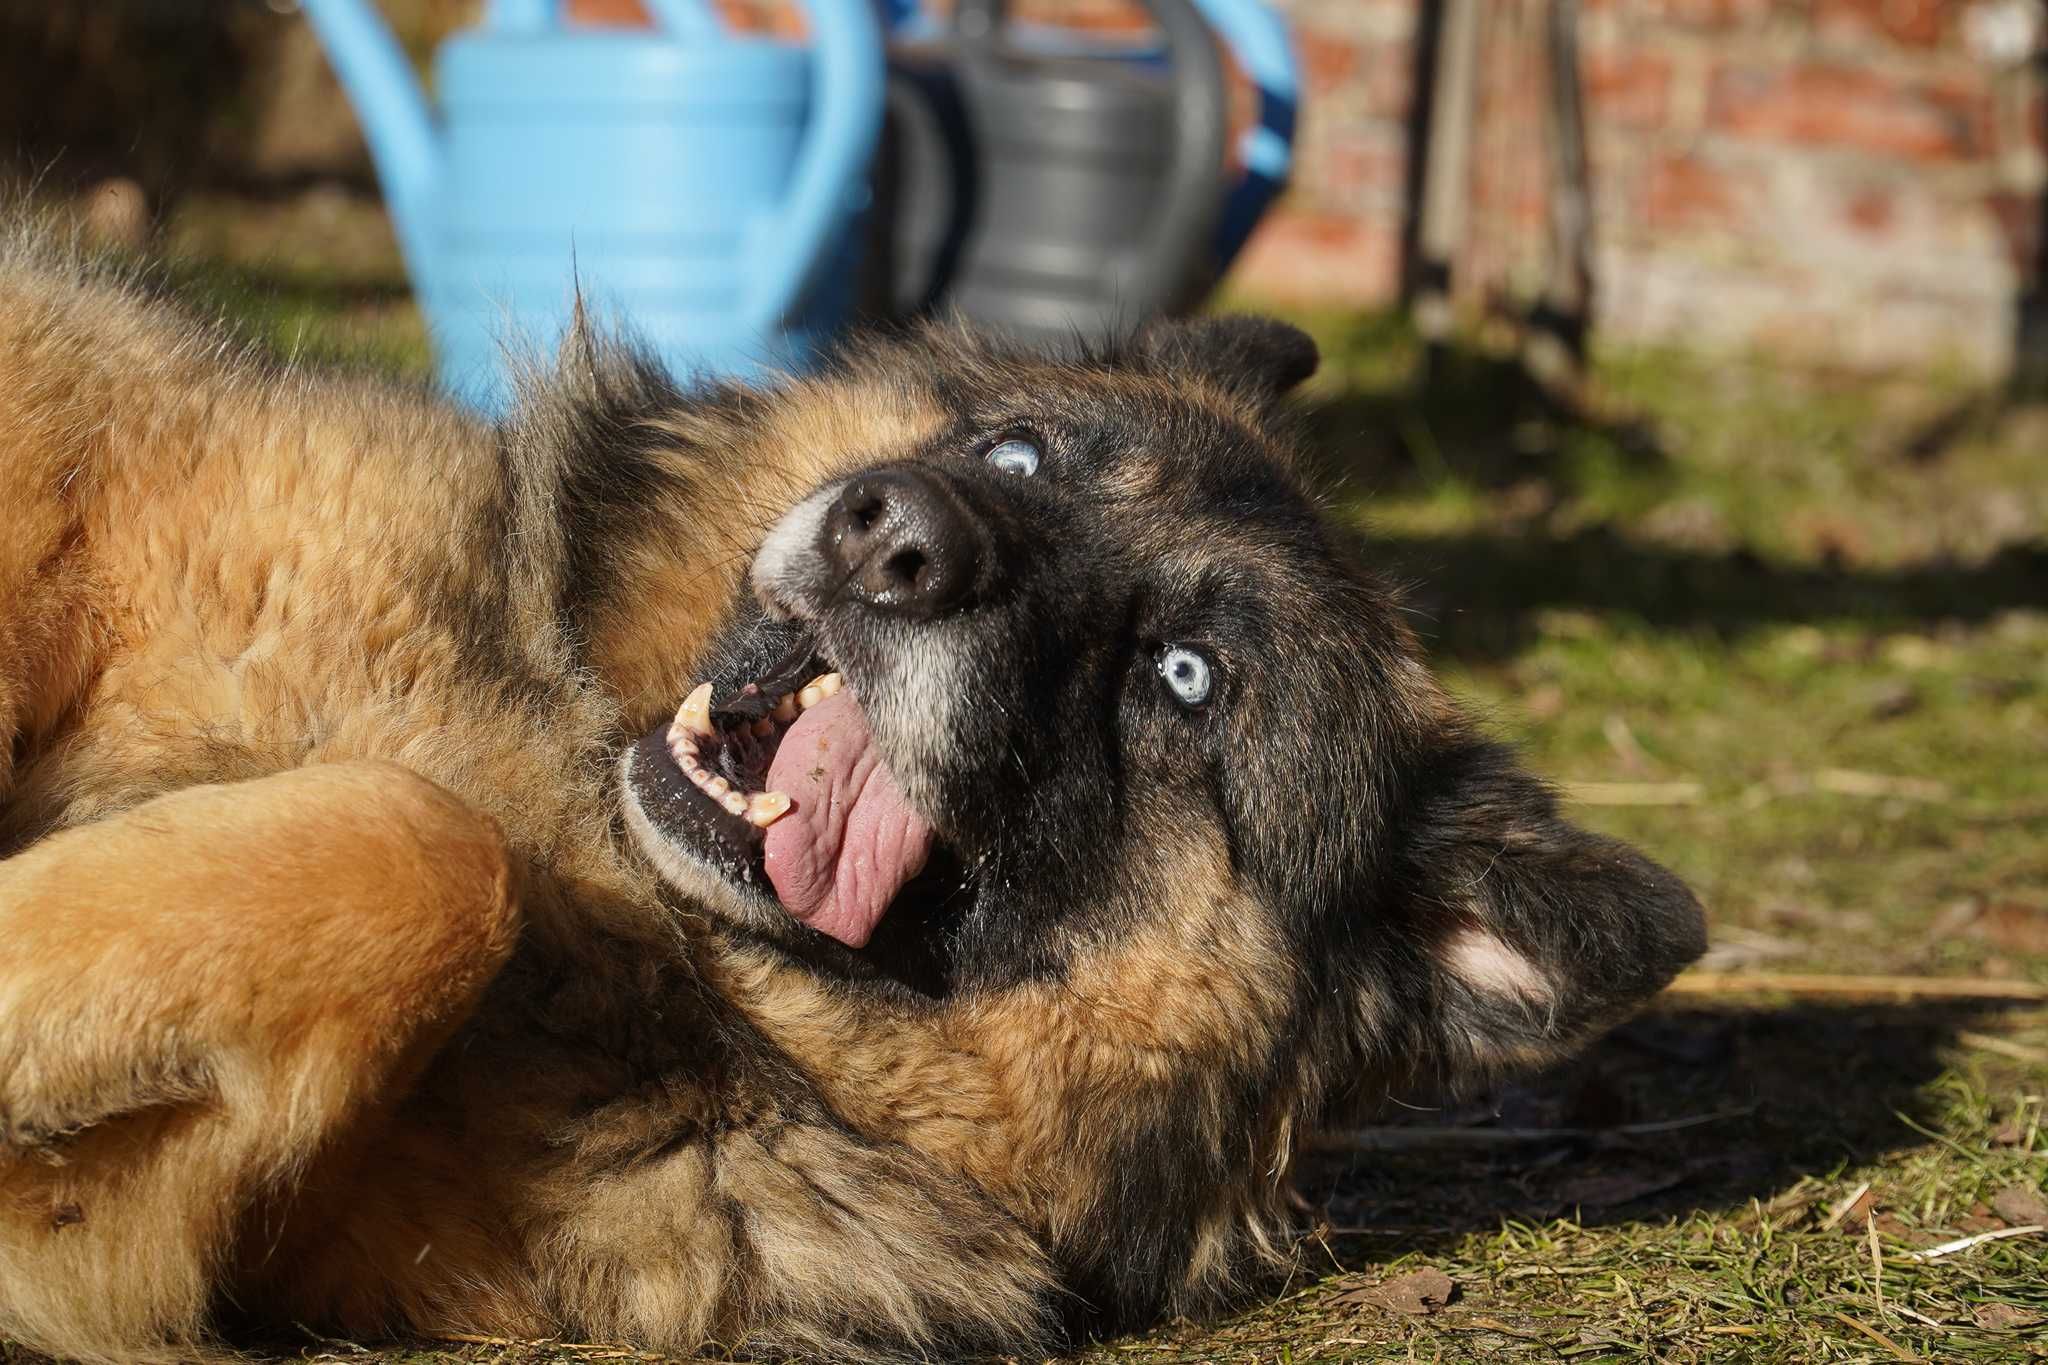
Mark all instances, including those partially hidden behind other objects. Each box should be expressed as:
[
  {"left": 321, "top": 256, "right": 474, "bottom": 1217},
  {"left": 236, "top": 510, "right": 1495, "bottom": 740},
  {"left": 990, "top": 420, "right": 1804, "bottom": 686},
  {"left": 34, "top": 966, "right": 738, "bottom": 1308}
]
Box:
[
  {"left": 609, "top": 315, "right": 1705, "bottom": 1311},
  {"left": 620, "top": 315, "right": 1701, "bottom": 1039}
]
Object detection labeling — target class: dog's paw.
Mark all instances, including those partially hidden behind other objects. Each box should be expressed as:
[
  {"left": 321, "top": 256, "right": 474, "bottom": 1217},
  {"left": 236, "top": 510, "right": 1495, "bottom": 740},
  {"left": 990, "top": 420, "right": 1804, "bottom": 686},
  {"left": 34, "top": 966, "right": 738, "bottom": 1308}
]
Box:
[{"left": 0, "top": 1035, "right": 211, "bottom": 1162}]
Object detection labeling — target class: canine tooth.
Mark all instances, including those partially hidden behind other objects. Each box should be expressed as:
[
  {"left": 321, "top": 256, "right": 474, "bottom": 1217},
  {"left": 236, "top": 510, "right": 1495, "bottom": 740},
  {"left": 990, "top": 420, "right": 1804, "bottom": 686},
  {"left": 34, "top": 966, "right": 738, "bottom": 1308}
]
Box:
[
  {"left": 675, "top": 681, "right": 715, "bottom": 738},
  {"left": 720, "top": 791, "right": 749, "bottom": 817},
  {"left": 771, "top": 695, "right": 799, "bottom": 723},
  {"left": 745, "top": 791, "right": 792, "bottom": 827}
]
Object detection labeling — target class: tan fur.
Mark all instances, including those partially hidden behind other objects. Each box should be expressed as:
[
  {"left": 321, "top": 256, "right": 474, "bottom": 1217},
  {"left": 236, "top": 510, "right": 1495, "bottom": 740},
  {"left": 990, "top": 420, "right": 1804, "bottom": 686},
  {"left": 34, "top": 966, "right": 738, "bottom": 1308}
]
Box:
[
  {"left": 0, "top": 222, "right": 1702, "bottom": 1361},
  {"left": 0, "top": 762, "right": 518, "bottom": 1360},
  {"left": 706, "top": 821, "right": 1305, "bottom": 1304},
  {"left": 0, "top": 228, "right": 1058, "bottom": 1361}
]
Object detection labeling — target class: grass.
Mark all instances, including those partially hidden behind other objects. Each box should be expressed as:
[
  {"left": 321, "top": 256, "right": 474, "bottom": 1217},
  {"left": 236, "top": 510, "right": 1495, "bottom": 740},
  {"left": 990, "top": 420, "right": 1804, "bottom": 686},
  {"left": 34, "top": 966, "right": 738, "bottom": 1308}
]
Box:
[{"left": 8, "top": 200, "right": 2046, "bottom": 1363}]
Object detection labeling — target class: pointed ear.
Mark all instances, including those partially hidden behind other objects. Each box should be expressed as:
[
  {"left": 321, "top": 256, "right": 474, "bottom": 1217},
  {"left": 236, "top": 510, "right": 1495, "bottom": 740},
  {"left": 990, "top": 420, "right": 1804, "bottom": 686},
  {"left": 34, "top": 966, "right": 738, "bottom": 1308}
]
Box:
[
  {"left": 1371, "top": 737, "right": 1707, "bottom": 1087},
  {"left": 1137, "top": 315, "right": 1320, "bottom": 411}
]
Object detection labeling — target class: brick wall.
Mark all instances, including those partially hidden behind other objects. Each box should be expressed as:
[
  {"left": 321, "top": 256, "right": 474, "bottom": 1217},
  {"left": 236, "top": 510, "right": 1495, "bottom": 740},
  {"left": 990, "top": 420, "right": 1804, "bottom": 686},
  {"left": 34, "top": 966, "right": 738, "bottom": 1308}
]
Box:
[
  {"left": 544, "top": 0, "right": 2048, "bottom": 373},
  {"left": 1005, "top": 0, "right": 2048, "bottom": 375}
]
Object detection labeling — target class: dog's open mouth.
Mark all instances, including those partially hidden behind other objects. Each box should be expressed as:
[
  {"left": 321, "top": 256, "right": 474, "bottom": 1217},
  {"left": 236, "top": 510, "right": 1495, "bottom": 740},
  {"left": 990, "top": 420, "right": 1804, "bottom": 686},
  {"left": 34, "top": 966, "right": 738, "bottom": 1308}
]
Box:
[{"left": 640, "top": 629, "right": 933, "bottom": 949}]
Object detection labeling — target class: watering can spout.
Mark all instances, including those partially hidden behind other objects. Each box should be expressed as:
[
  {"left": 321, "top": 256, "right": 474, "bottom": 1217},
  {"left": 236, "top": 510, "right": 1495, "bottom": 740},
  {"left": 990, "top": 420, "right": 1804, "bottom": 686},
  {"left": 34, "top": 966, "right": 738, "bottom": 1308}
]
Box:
[{"left": 299, "top": 0, "right": 442, "bottom": 288}]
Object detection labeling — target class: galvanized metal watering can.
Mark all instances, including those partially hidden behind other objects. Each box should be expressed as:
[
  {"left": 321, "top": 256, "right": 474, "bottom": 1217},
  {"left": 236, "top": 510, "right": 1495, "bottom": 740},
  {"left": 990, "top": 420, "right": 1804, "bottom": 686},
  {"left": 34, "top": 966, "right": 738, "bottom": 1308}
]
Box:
[
  {"left": 875, "top": 0, "right": 1297, "bottom": 347},
  {"left": 300, "top": 0, "right": 885, "bottom": 409}
]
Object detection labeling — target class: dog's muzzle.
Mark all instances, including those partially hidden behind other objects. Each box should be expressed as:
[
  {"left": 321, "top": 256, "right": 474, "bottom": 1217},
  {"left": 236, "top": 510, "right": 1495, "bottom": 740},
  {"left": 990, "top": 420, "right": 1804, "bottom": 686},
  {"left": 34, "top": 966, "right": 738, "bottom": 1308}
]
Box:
[{"left": 819, "top": 467, "right": 992, "bottom": 620}]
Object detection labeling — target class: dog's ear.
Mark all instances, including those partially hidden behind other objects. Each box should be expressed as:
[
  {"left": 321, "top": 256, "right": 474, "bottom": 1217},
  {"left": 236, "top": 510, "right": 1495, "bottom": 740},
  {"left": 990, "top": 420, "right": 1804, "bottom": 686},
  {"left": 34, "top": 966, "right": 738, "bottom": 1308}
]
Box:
[
  {"left": 1137, "top": 315, "right": 1319, "bottom": 410},
  {"left": 1359, "top": 736, "right": 1707, "bottom": 1090}
]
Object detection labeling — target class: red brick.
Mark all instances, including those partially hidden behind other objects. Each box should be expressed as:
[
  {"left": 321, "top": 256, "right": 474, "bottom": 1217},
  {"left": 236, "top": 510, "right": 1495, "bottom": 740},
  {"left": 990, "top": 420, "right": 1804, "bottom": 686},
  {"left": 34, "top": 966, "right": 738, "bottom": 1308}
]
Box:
[
  {"left": 1228, "top": 210, "right": 1403, "bottom": 306},
  {"left": 1842, "top": 187, "right": 1897, "bottom": 233},
  {"left": 1583, "top": 48, "right": 1674, "bottom": 128},
  {"left": 1813, "top": 0, "right": 1948, "bottom": 48},
  {"left": 1923, "top": 77, "right": 1996, "bottom": 156},
  {"left": 1357, "top": 41, "right": 1417, "bottom": 122},
  {"left": 1319, "top": 128, "right": 1408, "bottom": 204},
  {"left": 1709, "top": 63, "right": 1985, "bottom": 162},
  {"left": 996, "top": 0, "right": 1152, "bottom": 35},
  {"left": 568, "top": 0, "right": 649, "bottom": 23},
  {"left": 1644, "top": 153, "right": 1751, "bottom": 230},
  {"left": 1648, "top": 0, "right": 1781, "bottom": 31},
  {"left": 709, "top": 1, "right": 800, "bottom": 35},
  {"left": 1298, "top": 28, "right": 1362, "bottom": 96}
]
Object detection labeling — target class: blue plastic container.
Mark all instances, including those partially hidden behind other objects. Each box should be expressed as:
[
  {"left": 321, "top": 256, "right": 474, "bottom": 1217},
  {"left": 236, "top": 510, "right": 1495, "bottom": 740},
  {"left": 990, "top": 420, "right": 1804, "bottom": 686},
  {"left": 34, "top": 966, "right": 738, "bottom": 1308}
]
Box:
[{"left": 301, "top": 0, "right": 884, "bottom": 409}]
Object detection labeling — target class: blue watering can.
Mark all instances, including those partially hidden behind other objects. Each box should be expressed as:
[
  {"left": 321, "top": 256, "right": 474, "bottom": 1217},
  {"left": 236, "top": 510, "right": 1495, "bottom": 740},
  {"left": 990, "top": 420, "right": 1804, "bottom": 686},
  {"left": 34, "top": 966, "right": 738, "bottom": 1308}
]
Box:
[
  {"left": 882, "top": 0, "right": 1295, "bottom": 287},
  {"left": 300, "top": 0, "right": 885, "bottom": 410}
]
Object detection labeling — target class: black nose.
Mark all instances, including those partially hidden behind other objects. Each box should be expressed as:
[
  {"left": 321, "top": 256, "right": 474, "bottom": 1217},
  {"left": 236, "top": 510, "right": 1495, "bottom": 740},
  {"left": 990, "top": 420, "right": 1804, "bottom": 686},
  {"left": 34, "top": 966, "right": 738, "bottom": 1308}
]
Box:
[{"left": 820, "top": 468, "right": 987, "bottom": 618}]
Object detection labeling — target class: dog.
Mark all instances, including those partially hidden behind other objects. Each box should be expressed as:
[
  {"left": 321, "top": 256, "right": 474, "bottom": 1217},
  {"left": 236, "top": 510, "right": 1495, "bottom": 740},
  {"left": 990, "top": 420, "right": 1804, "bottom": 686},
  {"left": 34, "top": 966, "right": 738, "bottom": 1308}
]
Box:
[{"left": 0, "top": 220, "right": 1706, "bottom": 1362}]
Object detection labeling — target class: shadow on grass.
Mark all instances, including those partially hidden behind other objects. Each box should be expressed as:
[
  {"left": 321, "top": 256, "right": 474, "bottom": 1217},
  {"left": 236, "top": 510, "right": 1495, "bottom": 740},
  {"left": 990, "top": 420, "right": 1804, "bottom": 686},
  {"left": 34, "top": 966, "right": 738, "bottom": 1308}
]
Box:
[
  {"left": 1302, "top": 327, "right": 1673, "bottom": 506},
  {"left": 1295, "top": 326, "right": 2048, "bottom": 662},
  {"left": 1377, "top": 532, "right": 2048, "bottom": 662},
  {"left": 1298, "top": 999, "right": 2027, "bottom": 1264}
]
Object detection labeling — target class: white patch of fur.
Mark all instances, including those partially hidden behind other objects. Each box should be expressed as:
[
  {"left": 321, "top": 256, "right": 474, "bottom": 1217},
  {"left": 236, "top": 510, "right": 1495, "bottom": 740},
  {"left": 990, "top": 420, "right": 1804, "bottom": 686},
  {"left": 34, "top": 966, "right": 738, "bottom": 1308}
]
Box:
[
  {"left": 750, "top": 484, "right": 842, "bottom": 618},
  {"left": 1441, "top": 928, "right": 1551, "bottom": 1005},
  {"left": 856, "top": 626, "right": 970, "bottom": 822}
]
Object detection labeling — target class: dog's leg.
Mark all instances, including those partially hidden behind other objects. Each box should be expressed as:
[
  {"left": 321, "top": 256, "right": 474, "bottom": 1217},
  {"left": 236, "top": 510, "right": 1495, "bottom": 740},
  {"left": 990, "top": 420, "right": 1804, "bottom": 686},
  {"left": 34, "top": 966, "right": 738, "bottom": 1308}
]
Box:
[{"left": 0, "top": 760, "right": 520, "bottom": 1362}]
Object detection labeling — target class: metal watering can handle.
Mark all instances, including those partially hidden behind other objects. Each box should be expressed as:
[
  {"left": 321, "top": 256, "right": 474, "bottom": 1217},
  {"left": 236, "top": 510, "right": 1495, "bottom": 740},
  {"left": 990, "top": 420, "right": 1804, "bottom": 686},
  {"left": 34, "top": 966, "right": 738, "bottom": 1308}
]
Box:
[
  {"left": 1192, "top": 0, "right": 1297, "bottom": 272},
  {"left": 1120, "top": 0, "right": 1229, "bottom": 314}
]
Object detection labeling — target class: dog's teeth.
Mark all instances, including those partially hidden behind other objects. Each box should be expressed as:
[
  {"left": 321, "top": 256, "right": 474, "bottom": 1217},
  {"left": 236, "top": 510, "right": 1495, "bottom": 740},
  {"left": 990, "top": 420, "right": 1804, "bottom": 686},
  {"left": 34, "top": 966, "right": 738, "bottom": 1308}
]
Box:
[
  {"left": 745, "top": 791, "right": 792, "bottom": 827},
  {"left": 704, "top": 775, "right": 731, "bottom": 799},
  {"left": 719, "top": 791, "right": 749, "bottom": 817},
  {"left": 797, "top": 673, "right": 843, "bottom": 709},
  {"left": 675, "top": 681, "right": 715, "bottom": 738},
  {"left": 771, "top": 695, "right": 799, "bottom": 724}
]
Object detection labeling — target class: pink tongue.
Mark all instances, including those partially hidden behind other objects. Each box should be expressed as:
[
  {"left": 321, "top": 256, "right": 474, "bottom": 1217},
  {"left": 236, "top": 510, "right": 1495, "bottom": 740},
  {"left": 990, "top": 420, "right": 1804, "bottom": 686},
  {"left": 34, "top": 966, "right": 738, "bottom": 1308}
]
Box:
[{"left": 760, "top": 690, "right": 932, "bottom": 948}]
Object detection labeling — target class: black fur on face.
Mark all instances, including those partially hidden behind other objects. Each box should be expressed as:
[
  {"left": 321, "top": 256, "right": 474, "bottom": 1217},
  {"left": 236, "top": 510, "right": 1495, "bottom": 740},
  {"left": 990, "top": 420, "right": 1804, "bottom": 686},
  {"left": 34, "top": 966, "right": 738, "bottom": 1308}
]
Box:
[{"left": 629, "top": 314, "right": 1704, "bottom": 1086}]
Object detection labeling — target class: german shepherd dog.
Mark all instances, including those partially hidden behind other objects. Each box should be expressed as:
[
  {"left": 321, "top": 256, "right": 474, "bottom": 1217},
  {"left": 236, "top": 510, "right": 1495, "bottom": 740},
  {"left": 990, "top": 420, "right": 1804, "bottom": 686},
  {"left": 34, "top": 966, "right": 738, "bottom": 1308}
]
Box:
[{"left": 0, "top": 224, "right": 1705, "bottom": 1361}]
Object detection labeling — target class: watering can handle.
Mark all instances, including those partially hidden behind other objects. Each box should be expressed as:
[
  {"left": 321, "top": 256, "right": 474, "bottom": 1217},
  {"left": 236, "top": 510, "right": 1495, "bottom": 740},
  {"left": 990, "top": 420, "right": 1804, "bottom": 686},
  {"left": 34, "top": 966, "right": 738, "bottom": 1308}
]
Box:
[
  {"left": 299, "top": 0, "right": 442, "bottom": 288},
  {"left": 1193, "top": 0, "right": 1297, "bottom": 272},
  {"left": 744, "top": 0, "right": 887, "bottom": 331},
  {"left": 952, "top": 0, "right": 1003, "bottom": 42},
  {"left": 1119, "top": 0, "right": 1229, "bottom": 317}
]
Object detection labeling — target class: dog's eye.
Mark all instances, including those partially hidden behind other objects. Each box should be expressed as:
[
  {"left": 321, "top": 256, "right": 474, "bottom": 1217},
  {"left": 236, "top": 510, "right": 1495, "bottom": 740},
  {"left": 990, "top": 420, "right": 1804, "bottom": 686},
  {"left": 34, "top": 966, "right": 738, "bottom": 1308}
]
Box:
[
  {"left": 1156, "top": 645, "right": 1212, "bottom": 708},
  {"left": 985, "top": 437, "right": 1040, "bottom": 477}
]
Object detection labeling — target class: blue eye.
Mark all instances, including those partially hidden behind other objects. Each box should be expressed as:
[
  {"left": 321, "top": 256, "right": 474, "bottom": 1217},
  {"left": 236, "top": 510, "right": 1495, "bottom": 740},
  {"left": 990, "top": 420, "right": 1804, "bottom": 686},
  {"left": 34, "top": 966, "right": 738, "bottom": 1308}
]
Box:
[
  {"left": 985, "top": 437, "right": 1040, "bottom": 477},
  {"left": 1157, "top": 645, "right": 1212, "bottom": 707}
]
